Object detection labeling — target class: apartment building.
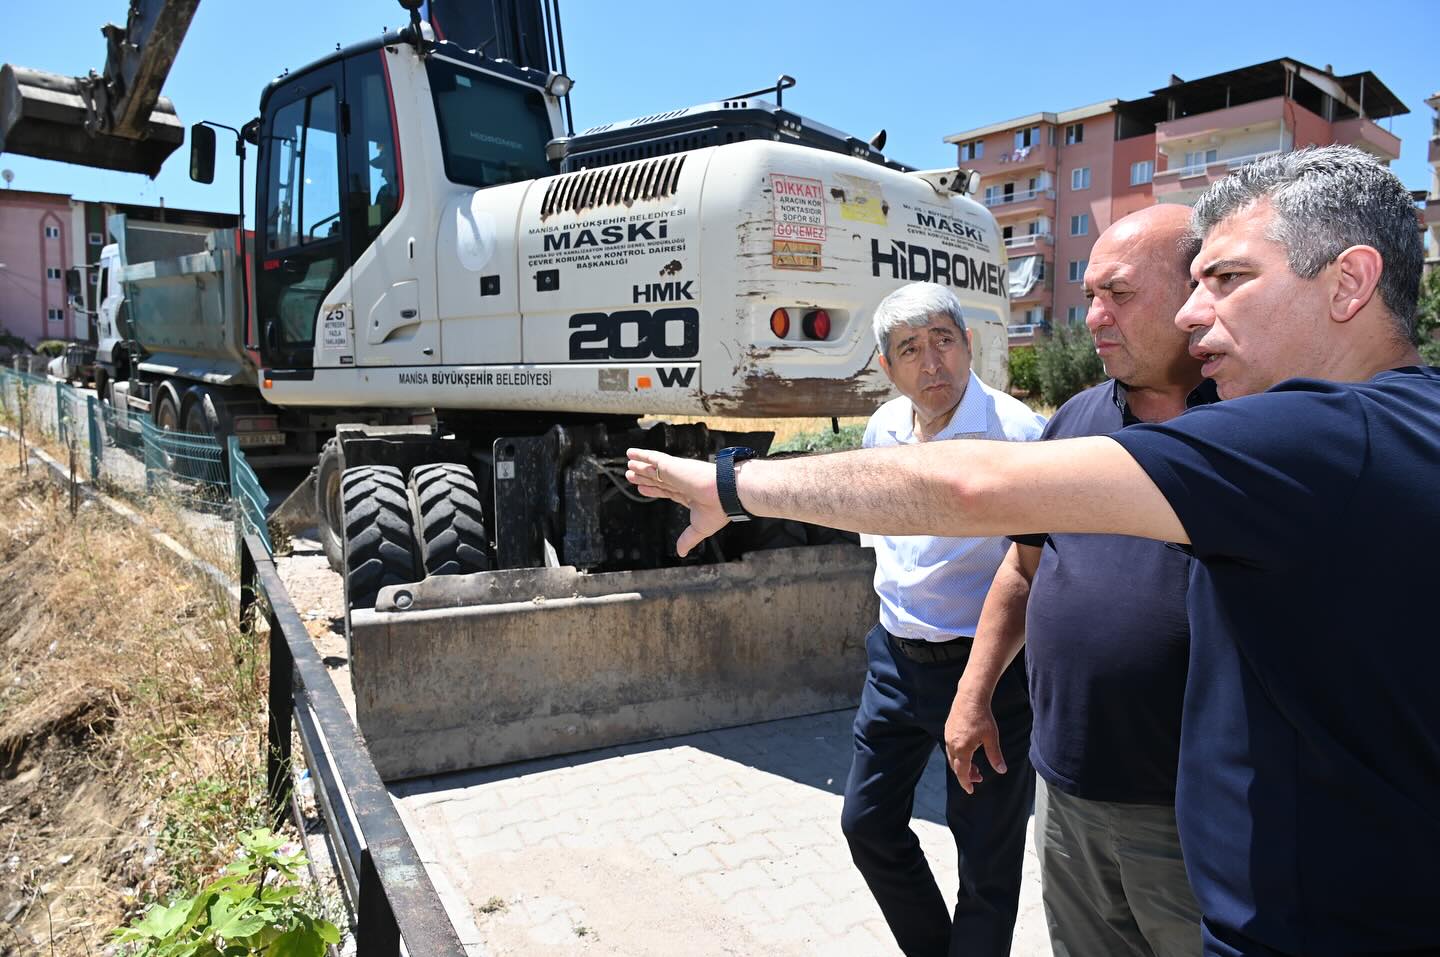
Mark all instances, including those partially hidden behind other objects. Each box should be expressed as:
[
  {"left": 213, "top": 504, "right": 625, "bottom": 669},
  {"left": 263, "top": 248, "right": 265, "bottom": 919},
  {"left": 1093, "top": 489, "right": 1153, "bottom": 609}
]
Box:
[
  {"left": 945, "top": 58, "right": 1407, "bottom": 336},
  {"left": 1424, "top": 91, "right": 1440, "bottom": 270}
]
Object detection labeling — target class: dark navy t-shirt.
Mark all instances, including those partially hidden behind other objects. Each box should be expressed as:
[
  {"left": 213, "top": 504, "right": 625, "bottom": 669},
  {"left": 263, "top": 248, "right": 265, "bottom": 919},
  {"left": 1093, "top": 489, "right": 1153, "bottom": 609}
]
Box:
[
  {"left": 1016, "top": 379, "right": 1209, "bottom": 804},
  {"left": 1111, "top": 367, "right": 1440, "bottom": 956}
]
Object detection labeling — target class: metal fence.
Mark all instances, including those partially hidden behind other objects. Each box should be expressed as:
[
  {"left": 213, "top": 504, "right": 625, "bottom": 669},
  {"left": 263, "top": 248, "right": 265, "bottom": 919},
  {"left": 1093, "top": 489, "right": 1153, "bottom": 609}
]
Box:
[
  {"left": 1, "top": 366, "right": 460, "bottom": 953},
  {"left": 0, "top": 367, "right": 236, "bottom": 521}
]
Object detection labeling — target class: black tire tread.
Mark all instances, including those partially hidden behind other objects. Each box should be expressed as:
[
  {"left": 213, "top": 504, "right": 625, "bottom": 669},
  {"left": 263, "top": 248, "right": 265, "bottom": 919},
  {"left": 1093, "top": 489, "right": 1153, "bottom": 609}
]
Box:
[
  {"left": 409, "top": 463, "right": 490, "bottom": 576},
  {"left": 342, "top": 465, "right": 418, "bottom": 610}
]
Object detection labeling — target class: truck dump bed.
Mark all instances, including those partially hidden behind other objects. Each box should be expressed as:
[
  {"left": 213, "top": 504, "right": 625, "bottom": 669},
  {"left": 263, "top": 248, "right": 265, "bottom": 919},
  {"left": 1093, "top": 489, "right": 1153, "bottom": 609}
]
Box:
[{"left": 114, "top": 216, "right": 256, "bottom": 387}]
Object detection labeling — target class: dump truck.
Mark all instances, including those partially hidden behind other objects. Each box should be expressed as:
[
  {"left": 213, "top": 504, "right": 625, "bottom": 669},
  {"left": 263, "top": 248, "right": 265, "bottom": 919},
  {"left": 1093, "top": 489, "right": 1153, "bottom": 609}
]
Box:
[{"left": 72, "top": 220, "right": 420, "bottom": 466}]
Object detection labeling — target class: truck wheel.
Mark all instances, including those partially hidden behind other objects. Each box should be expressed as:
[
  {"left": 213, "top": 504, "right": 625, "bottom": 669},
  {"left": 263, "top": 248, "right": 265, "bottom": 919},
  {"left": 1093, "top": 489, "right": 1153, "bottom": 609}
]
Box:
[
  {"left": 342, "top": 465, "right": 419, "bottom": 611},
  {"left": 315, "top": 439, "right": 345, "bottom": 573},
  {"left": 408, "top": 463, "right": 491, "bottom": 576}
]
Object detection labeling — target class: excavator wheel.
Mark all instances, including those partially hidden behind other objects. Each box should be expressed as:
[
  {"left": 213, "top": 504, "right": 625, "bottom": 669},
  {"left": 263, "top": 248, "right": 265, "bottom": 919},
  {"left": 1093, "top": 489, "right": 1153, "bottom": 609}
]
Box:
[
  {"left": 341, "top": 465, "right": 419, "bottom": 612},
  {"left": 315, "top": 438, "right": 346, "bottom": 573},
  {"left": 408, "top": 463, "right": 491, "bottom": 577}
]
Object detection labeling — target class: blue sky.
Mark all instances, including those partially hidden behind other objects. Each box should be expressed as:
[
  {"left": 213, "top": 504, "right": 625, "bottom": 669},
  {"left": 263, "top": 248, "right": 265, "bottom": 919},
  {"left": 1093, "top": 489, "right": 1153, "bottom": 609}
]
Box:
[{"left": 2, "top": 0, "right": 1433, "bottom": 222}]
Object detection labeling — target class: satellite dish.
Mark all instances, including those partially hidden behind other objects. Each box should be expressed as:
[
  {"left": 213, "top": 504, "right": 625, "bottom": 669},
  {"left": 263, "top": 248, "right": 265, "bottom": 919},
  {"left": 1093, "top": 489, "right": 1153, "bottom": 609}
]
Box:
[{"left": 1, "top": 169, "right": 13, "bottom": 188}]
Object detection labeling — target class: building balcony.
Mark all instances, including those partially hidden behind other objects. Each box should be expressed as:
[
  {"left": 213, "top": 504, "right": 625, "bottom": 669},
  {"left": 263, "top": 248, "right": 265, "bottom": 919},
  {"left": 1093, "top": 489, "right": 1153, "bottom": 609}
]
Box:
[
  {"left": 1331, "top": 116, "right": 1401, "bottom": 162},
  {"left": 984, "top": 187, "right": 1056, "bottom": 219},
  {"left": 1003, "top": 232, "right": 1054, "bottom": 250},
  {"left": 1424, "top": 197, "right": 1440, "bottom": 229},
  {"left": 1010, "top": 275, "right": 1053, "bottom": 304},
  {"left": 1156, "top": 96, "right": 1288, "bottom": 146},
  {"left": 1152, "top": 149, "right": 1282, "bottom": 201},
  {"left": 1429, "top": 137, "right": 1440, "bottom": 165},
  {"left": 966, "top": 142, "right": 1055, "bottom": 178}
]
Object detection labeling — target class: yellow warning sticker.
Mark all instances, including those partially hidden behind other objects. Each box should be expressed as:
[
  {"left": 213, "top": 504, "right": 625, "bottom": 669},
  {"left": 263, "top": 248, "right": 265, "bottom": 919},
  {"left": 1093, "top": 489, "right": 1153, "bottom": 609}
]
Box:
[
  {"left": 772, "top": 240, "right": 823, "bottom": 271},
  {"left": 835, "top": 174, "right": 888, "bottom": 225}
]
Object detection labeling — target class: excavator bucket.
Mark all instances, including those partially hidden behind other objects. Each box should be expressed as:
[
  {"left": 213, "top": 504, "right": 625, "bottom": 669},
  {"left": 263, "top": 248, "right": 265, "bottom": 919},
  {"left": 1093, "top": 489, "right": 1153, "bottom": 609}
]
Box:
[
  {"left": 349, "top": 545, "right": 880, "bottom": 781},
  {"left": 0, "top": 65, "right": 183, "bottom": 176}
]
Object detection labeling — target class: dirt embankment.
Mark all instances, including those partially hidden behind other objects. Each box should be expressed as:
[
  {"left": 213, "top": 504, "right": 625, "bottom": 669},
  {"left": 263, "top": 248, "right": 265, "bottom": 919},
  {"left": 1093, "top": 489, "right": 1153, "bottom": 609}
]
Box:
[{"left": 0, "top": 446, "right": 269, "bottom": 955}]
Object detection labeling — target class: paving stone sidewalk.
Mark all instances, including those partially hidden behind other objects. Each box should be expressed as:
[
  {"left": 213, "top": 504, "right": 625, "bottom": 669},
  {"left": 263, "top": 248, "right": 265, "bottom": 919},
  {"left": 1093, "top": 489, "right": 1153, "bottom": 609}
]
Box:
[{"left": 392, "top": 709, "right": 1052, "bottom": 956}]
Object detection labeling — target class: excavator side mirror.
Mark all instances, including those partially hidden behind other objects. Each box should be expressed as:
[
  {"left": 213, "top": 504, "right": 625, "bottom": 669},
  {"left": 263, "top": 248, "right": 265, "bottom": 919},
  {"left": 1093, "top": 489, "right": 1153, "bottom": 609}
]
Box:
[
  {"left": 189, "top": 123, "right": 216, "bottom": 184},
  {"left": 396, "top": 0, "right": 424, "bottom": 9}
]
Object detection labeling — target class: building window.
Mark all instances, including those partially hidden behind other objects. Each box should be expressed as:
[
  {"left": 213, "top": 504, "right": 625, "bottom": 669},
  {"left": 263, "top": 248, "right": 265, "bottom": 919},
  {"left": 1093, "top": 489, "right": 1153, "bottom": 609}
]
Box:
[
  {"left": 1035, "top": 260, "right": 1046, "bottom": 280},
  {"left": 1064, "top": 123, "right": 1085, "bottom": 145},
  {"left": 1024, "top": 307, "right": 1046, "bottom": 325},
  {"left": 1070, "top": 214, "right": 1089, "bottom": 236},
  {"left": 984, "top": 185, "right": 1002, "bottom": 205},
  {"left": 1184, "top": 148, "right": 1219, "bottom": 170},
  {"left": 88, "top": 232, "right": 104, "bottom": 246},
  {"left": 1067, "top": 305, "right": 1085, "bottom": 323},
  {"left": 44, "top": 225, "right": 60, "bottom": 239},
  {"left": 959, "top": 140, "right": 984, "bottom": 161},
  {"left": 46, "top": 267, "right": 62, "bottom": 280},
  {"left": 1130, "top": 160, "right": 1154, "bottom": 185},
  {"left": 1071, "top": 167, "right": 1091, "bottom": 190},
  {"left": 1068, "top": 259, "right": 1087, "bottom": 282},
  {"left": 1014, "top": 126, "right": 1040, "bottom": 150},
  {"left": 47, "top": 308, "right": 64, "bottom": 322}
]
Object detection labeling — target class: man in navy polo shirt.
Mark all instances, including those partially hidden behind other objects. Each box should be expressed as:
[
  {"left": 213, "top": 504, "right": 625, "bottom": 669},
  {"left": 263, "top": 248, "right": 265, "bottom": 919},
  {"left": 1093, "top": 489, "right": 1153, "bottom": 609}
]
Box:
[
  {"left": 945, "top": 205, "right": 1209, "bottom": 957},
  {"left": 624, "top": 146, "right": 1438, "bottom": 956},
  {"left": 843, "top": 282, "right": 1045, "bottom": 957}
]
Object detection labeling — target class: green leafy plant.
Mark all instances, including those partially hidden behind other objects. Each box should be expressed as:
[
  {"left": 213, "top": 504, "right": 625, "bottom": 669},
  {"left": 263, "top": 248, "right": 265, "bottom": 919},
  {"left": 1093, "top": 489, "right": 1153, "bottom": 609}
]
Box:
[
  {"left": 1008, "top": 345, "right": 1040, "bottom": 395},
  {"left": 1035, "top": 322, "right": 1105, "bottom": 407},
  {"left": 112, "top": 828, "right": 340, "bottom": 956},
  {"left": 34, "top": 339, "right": 68, "bottom": 357},
  {"left": 1414, "top": 268, "right": 1440, "bottom": 367},
  {"left": 771, "top": 422, "right": 866, "bottom": 453}
]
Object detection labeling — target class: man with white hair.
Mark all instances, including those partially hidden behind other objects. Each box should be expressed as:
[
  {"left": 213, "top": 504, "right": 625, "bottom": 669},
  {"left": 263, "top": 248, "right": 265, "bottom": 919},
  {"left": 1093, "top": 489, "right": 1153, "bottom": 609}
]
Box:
[{"left": 841, "top": 282, "right": 1044, "bottom": 957}]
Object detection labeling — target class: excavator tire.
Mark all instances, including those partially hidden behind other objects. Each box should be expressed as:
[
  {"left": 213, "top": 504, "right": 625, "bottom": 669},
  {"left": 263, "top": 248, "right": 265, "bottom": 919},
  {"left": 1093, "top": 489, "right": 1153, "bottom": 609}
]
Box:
[
  {"left": 341, "top": 465, "right": 419, "bottom": 611},
  {"left": 316, "top": 438, "right": 346, "bottom": 573},
  {"left": 408, "top": 462, "right": 491, "bottom": 577}
]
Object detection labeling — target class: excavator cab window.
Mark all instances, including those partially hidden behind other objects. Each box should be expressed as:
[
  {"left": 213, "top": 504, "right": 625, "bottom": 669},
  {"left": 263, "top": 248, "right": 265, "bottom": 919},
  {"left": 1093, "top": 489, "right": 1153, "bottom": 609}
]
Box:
[
  {"left": 345, "top": 52, "right": 402, "bottom": 260},
  {"left": 427, "top": 57, "right": 552, "bottom": 189},
  {"left": 255, "top": 63, "right": 345, "bottom": 368}
]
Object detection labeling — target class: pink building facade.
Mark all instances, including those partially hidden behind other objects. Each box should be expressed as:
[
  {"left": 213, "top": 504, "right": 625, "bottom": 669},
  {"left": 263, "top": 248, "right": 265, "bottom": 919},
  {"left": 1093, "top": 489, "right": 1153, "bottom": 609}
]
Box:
[
  {"left": 0, "top": 189, "right": 82, "bottom": 347},
  {"left": 945, "top": 58, "right": 1408, "bottom": 340}
]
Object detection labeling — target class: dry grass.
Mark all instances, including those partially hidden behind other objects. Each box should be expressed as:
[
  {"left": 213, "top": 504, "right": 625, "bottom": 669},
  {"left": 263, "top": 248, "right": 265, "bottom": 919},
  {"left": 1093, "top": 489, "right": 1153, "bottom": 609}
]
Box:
[{"left": 0, "top": 436, "right": 268, "bottom": 955}]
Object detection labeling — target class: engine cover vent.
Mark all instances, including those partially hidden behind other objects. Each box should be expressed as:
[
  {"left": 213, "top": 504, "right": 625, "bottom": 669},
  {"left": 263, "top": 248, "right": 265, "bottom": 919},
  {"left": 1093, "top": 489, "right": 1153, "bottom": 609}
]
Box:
[{"left": 540, "top": 154, "right": 686, "bottom": 218}]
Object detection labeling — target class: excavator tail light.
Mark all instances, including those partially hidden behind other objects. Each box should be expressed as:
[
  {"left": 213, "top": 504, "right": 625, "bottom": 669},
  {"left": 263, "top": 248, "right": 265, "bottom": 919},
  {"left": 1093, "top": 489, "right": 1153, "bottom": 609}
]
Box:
[
  {"left": 769, "top": 308, "right": 790, "bottom": 339},
  {"left": 802, "top": 310, "right": 832, "bottom": 340}
]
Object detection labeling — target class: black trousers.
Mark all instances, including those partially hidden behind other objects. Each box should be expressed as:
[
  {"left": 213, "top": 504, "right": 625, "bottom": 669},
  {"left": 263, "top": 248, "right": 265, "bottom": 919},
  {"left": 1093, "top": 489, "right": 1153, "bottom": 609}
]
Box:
[{"left": 841, "top": 624, "right": 1034, "bottom": 957}]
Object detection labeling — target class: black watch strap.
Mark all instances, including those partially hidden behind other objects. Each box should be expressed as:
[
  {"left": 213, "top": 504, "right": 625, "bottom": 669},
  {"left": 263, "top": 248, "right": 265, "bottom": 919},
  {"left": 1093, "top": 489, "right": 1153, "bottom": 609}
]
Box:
[{"left": 716, "top": 446, "right": 757, "bottom": 522}]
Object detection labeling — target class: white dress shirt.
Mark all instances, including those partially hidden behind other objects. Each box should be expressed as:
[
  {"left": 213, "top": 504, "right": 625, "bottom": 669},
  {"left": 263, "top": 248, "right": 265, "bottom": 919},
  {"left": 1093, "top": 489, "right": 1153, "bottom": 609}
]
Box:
[{"left": 863, "top": 371, "right": 1047, "bottom": 642}]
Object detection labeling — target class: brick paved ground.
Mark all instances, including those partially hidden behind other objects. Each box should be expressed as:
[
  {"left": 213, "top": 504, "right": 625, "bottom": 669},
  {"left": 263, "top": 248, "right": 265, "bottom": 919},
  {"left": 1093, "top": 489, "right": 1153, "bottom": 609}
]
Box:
[{"left": 393, "top": 709, "right": 1052, "bottom": 956}]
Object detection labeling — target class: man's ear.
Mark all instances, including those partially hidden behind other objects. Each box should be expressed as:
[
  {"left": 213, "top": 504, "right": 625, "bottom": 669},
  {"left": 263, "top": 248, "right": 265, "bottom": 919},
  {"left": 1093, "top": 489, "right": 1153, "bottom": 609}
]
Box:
[
  {"left": 1330, "top": 245, "right": 1384, "bottom": 324},
  {"left": 964, "top": 327, "right": 973, "bottom": 349},
  {"left": 878, "top": 351, "right": 894, "bottom": 383}
]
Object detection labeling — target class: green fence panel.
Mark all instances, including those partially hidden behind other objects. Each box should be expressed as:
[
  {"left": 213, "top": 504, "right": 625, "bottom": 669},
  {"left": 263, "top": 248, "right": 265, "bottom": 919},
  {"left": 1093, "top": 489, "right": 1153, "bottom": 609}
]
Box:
[
  {"left": 87, "top": 396, "right": 102, "bottom": 481},
  {"left": 141, "top": 418, "right": 229, "bottom": 507},
  {"left": 228, "top": 436, "right": 272, "bottom": 556}
]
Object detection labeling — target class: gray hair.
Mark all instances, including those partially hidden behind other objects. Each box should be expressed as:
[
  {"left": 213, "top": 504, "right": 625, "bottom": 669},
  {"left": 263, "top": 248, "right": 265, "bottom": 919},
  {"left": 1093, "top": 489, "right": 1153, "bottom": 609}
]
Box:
[
  {"left": 872, "top": 282, "right": 967, "bottom": 357},
  {"left": 1190, "top": 144, "right": 1423, "bottom": 339}
]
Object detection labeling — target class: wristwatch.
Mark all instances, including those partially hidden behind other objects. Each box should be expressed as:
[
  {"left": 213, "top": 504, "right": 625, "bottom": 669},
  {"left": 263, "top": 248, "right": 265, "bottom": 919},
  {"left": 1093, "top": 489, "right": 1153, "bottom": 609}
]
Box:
[{"left": 715, "top": 446, "right": 758, "bottom": 522}]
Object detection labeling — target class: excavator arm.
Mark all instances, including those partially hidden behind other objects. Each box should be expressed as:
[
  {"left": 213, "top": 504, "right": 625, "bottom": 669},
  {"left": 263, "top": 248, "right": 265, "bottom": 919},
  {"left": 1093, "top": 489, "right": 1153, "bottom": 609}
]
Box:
[{"left": 0, "top": 0, "right": 199, "bottom": 176}]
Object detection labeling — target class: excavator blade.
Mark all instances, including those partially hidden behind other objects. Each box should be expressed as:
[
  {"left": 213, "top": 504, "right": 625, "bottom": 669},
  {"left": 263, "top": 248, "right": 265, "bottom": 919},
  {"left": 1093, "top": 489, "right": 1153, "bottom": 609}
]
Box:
[{"left": 0, "top": 65, "right": 183, "bottom": 177}]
